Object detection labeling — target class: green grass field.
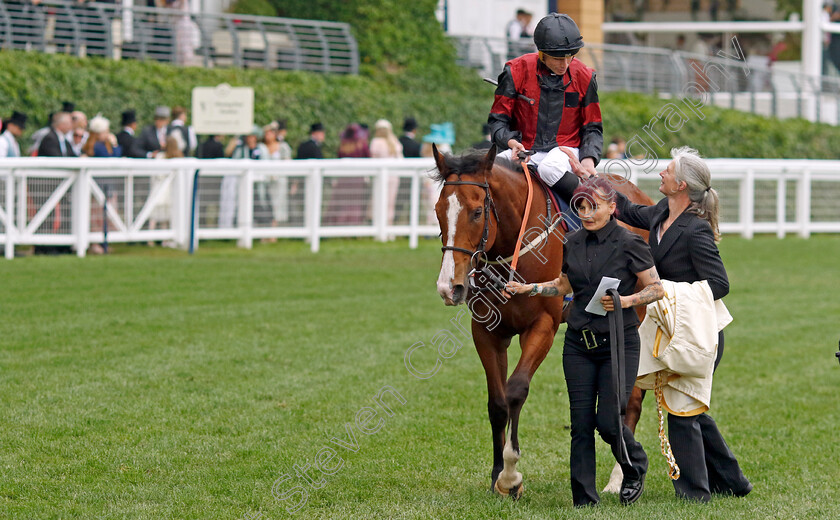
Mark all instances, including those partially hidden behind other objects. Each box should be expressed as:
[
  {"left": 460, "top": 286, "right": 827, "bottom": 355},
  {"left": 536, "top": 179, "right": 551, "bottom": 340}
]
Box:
[{"left": 2, "top": 237, "right": 839, "bottom": 520}]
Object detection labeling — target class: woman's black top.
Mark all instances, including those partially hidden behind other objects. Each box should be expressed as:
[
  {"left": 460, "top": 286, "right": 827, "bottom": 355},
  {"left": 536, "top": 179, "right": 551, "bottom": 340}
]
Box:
[
  {"left": 614, "top": 194, "right": 729, "bottom": 300},
  {"left": 562, "top": 218, "right": 655, "bottom": 333}
]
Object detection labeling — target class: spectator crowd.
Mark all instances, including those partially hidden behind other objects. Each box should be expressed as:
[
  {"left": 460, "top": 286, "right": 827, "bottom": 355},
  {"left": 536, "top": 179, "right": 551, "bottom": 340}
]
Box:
[{"left": 0, "top": 103, "right": 465, "bottom": 162}]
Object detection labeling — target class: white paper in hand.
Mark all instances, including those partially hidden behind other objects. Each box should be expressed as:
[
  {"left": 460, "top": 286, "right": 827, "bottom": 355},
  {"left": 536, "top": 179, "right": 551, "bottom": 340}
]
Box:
[{"left": 584, "top": 276, "right": 621, "bottom": 316}]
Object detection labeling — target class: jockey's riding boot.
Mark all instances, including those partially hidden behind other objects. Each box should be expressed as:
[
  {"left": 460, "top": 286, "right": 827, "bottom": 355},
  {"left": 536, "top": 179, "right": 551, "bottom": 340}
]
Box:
[
  {"left": 550, "top": 171, "right": 583, "bottom": 229},
  {"left": 549, "top": 170, "right": 581, "bottom": 206}
]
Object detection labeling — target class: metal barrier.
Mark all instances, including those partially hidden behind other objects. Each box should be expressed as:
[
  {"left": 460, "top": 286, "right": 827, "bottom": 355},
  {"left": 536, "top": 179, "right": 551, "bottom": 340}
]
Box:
[
  {"left": 2, "top": 157, "right": 840, "bottom": 258},
  {"left": 0, "top": 0, "right": 359, "bottom": 74},
  {"left": 451, "top": 37, "right": 840, "bottom": 125}
]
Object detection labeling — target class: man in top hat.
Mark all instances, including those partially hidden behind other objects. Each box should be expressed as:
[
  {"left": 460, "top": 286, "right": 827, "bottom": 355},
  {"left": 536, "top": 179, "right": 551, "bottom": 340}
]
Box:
[
  {"left": 399, "top": 117, "right": 421, "bottom": 158},
  {"left": 0, "top": 111, "right": 27, "bottom": 158},
  {"left": 137, "top": 106, "right": 172, "bottom": 158},
  {"left": 116, "top": 109, "right": 147, "bottom": 158},
  {"left": 296, "top": 122, "right": 325, "bottom": 159}
]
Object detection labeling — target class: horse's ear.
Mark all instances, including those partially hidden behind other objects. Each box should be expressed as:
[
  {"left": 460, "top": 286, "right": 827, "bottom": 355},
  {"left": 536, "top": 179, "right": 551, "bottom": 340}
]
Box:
[
  {"left": 432, "top": 143, "right": 447, "bottom": 175},
  {"left": 483, "top": 144, "right": 498, "bottom": 171}
]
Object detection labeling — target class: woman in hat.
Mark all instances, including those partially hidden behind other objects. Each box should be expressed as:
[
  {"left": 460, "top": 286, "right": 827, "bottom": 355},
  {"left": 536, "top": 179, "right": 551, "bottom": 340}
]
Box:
[{"left": 82, "top": 115, "right": 121, "bottom": 158}]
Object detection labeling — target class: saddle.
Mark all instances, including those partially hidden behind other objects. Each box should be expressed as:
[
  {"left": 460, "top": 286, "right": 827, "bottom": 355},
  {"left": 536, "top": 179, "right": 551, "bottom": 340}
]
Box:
[{"left": 495, "top": 156, "right": 573, "bottom": 233}]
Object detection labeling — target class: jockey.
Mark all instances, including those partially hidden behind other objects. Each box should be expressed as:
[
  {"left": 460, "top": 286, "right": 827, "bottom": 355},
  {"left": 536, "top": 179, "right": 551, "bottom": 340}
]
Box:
[{"left": 488, "top": 12, "right": 602, "bottom": 206}]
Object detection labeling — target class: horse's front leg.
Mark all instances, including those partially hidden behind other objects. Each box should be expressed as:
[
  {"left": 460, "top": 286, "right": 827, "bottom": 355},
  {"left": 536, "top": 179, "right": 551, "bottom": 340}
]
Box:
[
  {"left": 495, "top": 315, "right": 556, "bottom": 499},
  {"left": 472, "top": 323, "right": 511, "bottom": 492}
]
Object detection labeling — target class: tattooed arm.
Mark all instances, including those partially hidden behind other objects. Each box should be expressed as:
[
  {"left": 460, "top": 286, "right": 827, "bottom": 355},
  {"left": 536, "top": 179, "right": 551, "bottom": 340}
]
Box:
[
  {"left": 601, "top": 266, "right": 665, "bottom": 311},
  {"left": 505, "top": 274, "right": 572, "bottom": 299}
]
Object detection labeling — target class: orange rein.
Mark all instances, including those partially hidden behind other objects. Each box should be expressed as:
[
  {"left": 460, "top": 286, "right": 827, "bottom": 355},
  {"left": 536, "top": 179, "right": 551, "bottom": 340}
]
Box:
[{"left": 509, "top": 154, "right": 535, "bottom": 274}]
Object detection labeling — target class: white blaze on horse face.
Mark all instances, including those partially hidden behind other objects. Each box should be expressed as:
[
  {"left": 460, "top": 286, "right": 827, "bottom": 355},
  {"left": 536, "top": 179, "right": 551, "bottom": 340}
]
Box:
[{"left": 437, "top": 193, "right": 462, "bottom": 301}]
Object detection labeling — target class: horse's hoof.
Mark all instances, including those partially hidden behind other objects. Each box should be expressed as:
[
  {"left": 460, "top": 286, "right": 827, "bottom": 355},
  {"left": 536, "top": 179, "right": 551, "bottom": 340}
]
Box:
[
  {"left": 494, "top": 480, "right": 525, "bottom": 500},
  {"left": 602, "top": 462, "right": 624, "bottom": 494}
]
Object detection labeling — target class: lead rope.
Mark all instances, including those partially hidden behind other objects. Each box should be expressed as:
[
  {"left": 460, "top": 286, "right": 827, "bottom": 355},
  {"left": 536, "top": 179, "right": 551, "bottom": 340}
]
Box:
[
  {"left": 509, "top": 154, "right": 534, "bottom": 276},
  {"left": 655, "top": 371, "right": 681, "bottom": 480}
]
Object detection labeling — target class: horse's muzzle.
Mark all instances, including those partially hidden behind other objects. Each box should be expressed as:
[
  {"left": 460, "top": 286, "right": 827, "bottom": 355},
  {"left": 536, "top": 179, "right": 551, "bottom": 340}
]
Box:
[
  {"left": 438, "top": 282, "right": 468, "bottom": 306},
  {"left": 452, "top": 284, "right": 467, "bottom": 305}
]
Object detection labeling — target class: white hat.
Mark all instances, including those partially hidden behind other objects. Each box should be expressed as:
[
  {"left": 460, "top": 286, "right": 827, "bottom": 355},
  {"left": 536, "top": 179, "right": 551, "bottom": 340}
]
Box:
[
  {"left": 374, "top": 119, "right": 392, "bottom": 130},
  {"left": 89, "top": 114, "right": 110, "bottom": 134}
]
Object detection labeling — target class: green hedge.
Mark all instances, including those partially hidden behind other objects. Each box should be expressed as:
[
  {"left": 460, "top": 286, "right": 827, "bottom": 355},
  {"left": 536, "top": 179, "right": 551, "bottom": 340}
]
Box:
[
  {"left": 0, "top": 51, "right": 488, "bottom": 156},
  {"left": 2, "top": 50, "right": 839, "bottom": 159}
]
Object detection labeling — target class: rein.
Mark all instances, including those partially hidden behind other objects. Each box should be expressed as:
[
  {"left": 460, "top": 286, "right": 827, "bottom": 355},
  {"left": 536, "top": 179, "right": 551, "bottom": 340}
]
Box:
[
  {"left": 509, "top": 155, "right": 535, "bottom": 275},
  {"left": 607, "top": 288, "right": 630, "bottom": 467}
]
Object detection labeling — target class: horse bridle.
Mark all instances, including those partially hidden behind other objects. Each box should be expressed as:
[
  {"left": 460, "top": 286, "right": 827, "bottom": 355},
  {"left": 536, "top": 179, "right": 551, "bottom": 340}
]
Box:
[{"left": 439, "top": 179, "right": 504, "bottom": 289}]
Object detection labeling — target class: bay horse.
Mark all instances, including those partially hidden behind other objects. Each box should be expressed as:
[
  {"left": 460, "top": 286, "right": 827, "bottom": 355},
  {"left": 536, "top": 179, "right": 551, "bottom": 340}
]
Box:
[{"left": 431, "top": 144, "right": 652, "bottom": 498}]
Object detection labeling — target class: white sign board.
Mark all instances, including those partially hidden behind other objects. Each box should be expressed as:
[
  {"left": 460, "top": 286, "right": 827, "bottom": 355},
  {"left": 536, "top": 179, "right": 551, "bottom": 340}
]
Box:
[{"left": 191, "top": 84, "right": 254, "bottom": 135}]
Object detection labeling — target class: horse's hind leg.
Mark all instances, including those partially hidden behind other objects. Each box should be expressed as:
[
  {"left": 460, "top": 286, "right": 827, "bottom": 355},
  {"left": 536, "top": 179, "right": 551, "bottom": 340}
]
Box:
[
  {"left": 473, "top": 325, "right": 510, "bottom": 493},
  {"left": 497, "top": 317, "right": 556, "bottom": 499}
]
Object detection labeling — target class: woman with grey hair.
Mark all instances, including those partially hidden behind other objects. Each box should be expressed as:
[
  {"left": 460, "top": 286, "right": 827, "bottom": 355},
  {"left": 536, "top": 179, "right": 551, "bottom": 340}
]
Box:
[{"left": 597, "top": 146, "right": 751, "bottom": 502}]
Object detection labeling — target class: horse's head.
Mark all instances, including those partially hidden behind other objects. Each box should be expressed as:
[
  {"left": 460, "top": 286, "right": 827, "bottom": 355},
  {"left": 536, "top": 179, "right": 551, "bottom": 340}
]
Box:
[{"left": 432, "top": 144, "right": 499, "bottom": 306}]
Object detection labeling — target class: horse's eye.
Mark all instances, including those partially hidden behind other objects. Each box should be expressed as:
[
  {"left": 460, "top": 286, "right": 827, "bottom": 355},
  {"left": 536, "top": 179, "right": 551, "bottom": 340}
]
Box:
[{"left": 472, "top": 208, "right": 483, "bottom": 220}]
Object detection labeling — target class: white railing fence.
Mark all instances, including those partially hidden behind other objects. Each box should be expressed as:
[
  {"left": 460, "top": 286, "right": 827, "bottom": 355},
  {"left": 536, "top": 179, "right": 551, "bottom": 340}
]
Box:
[{"left": 1, "top": 157, "right": 839, "bottom": 259}]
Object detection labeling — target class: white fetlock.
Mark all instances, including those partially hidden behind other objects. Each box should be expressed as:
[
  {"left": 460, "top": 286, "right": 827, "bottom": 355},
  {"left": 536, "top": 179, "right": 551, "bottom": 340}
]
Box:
[
  {"left": 602, "top": 462, "right": 624, "bottom": 494},
  {"left": 494, "top": 439, "right": 524, "bottom": 498}
]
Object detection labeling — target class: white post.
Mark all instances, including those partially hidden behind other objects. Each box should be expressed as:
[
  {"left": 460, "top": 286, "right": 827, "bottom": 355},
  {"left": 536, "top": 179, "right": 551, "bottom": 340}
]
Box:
[
  {"left": 797, "top": 170, "right": 812, "bottom": 238},
  {"left": 17, "top": 173, "right": 26, "bottom": 239},
  {"left": 776, "top": 175, "right": 786, "bottom": 239},
  {"left": 802, "top": 0, "right": 823, "bottom": 80},
  {"left": 5, "top": 171, "right": 14, "bottom": 259},
  {"left": 409, "top": 171, "right": 420, "bottom": 249},
  {"left": 237, "top": 168, "right": 254, "bottom": 249},
  {"left": 739, "top": 169, "right": 755, "bottom": 239},
  {"left": 374, "top": 168, "right": 389, "bottom": 242},
  {"left": 73, "top": 170, "right": 91, "bottom": 257},
  {"left": 307, "top": 168, "right": 322, "bottom": 253},
  {"left": 170, "top": 167, "right": 190, "bottom": 249}
]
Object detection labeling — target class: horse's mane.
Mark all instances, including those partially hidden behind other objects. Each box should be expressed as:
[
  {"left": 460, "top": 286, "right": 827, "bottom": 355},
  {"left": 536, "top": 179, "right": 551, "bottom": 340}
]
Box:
[{"left": 430, "top": 148, "right": 521, "bottom": 183}]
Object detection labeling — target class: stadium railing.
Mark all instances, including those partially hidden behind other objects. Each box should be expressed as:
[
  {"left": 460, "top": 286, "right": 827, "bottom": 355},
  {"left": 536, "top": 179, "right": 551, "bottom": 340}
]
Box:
[
  {"left": 0, "top": 0, "right": 359, "bottom": 74},
  {"left": 1, "top": 157, "right": 839, "bottom": 258},
  {"left": 452, "top": 37, "right": 840, "bottom": 125}
]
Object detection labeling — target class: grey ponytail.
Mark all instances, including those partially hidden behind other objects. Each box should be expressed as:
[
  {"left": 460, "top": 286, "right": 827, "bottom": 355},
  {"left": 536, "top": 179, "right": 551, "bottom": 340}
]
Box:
[{"left": 671, "top": 146, "right": 721, "bottom": 242}]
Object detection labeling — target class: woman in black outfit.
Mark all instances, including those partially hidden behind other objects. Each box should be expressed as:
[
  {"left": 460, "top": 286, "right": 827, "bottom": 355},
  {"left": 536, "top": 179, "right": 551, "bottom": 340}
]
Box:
[
  {"left": 507, "top": 177, "right": 664, "bottom": 507},
  {"left": 609, "top": 146, "right": 752, "bottom": 502}
]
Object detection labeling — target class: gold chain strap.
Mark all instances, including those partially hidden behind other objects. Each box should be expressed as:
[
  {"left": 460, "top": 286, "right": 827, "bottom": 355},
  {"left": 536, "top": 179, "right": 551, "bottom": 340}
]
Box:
[{"left": 655, "top": 371, "right": 680, "bottom": 480}]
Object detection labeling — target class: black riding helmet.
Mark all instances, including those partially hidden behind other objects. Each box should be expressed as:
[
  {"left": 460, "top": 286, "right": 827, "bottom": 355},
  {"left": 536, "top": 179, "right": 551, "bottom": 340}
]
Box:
[{"left": 533, "top": 13, "right": 584, "bottom": 57}]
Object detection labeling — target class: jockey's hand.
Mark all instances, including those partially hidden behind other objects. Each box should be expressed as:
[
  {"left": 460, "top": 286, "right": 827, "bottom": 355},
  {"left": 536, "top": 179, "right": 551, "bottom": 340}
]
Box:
[
  {"left": 508, "top": 139, "right": 528, "bottom": 160},
  {"left": 558, "top": 147, "right": 596, "bottom": 179},
  {"left": 580, "top": 157, "right": 598, "bottom": 178}
]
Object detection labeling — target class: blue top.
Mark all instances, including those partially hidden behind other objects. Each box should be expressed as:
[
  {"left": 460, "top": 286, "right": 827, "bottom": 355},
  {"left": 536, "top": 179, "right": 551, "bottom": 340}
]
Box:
[{"left": 93, "top": 141, "right": 122, "bottom": 158}]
